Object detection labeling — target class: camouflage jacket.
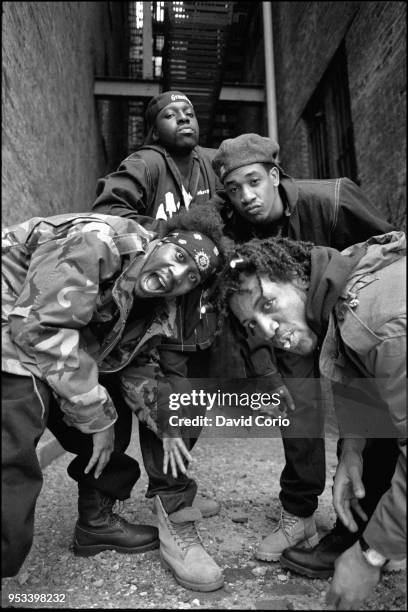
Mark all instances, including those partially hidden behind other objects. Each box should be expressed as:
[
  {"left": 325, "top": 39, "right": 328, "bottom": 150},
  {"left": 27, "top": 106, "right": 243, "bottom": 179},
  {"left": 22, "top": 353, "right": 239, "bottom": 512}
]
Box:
[{"left": 2, "top": 213, "right": 180, "bottom": 435}]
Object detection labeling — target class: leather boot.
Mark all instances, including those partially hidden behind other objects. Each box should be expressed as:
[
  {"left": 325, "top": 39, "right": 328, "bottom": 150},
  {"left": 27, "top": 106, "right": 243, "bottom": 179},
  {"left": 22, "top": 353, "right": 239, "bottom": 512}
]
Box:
[
  {"left": 73, "top": 485, "right": 159, "bottom": 556},
  {"left": 280, "top": 525, "right": 359, "bottom": 578},
  {"left": 155, "top": 495, "right": 224, "bottom": 592}
]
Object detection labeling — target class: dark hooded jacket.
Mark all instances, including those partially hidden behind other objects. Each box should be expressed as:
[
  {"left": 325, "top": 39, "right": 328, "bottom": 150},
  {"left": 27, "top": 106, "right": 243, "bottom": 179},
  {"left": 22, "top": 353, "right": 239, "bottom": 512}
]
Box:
[{"left": 93, "top": 144, "right": 220, "bottom": 230}]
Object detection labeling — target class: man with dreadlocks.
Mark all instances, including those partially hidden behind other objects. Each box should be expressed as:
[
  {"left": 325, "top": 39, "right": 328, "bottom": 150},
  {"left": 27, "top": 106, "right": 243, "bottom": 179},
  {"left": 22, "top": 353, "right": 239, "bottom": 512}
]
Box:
[
  {"left": 221, "top": 232, "right": 406, "bottom": 609},
  {"left": 209, "top": 133, "right": 397, "bottom": 571}
]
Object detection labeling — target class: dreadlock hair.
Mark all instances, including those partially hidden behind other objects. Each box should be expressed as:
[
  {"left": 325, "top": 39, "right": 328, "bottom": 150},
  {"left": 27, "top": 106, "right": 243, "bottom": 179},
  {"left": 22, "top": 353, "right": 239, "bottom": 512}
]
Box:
[{"left": 215, "top": 236, "right": 314, "bottom": 333}]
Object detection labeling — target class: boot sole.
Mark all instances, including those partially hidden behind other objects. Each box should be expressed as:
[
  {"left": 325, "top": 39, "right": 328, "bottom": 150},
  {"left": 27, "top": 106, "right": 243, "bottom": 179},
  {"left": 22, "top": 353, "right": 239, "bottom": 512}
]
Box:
[
  {"left": 73, "top": 538, "right": 159, "bottom": 557},
  {"left": 280, "top": 555, "right": 334, "bottom": 579},
  {"left": 160, "top": 556, "right": 224, "bottom": 592},
  {"left": 255, "top": 533, "right": 319, "bottom": 562}
]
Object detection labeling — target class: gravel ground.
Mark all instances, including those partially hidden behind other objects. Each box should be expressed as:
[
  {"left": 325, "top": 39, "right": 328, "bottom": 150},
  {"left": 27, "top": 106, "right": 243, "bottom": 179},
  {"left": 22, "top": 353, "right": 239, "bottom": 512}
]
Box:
[{"left": 2, "top": 419, "right": 406, "bottom": 610}]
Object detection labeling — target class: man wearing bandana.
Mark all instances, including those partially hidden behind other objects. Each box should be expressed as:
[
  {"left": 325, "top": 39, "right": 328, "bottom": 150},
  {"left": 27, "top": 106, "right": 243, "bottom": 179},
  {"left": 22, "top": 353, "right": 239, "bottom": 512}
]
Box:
[
  {"left": 92, "top": 91, "right": 229, "bottom": 518},
  {"left": 2, "top": 205, "right": 226, "bottom": 592}
]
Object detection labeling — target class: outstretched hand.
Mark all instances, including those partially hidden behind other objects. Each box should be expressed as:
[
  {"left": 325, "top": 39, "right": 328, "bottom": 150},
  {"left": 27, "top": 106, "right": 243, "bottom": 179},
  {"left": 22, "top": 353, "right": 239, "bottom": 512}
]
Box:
[{"left": 163, "top": 436, "right": 193, "bottom": 478}]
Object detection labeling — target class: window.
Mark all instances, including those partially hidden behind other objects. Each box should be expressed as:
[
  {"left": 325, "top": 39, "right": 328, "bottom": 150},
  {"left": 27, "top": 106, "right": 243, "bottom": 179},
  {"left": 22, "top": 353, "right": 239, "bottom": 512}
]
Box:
[{"left": 303, "top": 42, "right": 358, "bottom": 182}]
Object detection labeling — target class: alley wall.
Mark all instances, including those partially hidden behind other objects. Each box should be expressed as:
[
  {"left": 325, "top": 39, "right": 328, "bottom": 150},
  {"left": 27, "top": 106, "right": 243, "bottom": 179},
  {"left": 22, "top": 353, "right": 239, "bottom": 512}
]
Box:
[
  {"left": 2, "top": 2, "right": 128, "bottom": 225},
  {"left": 270, "top": 1, "right": 406, "bottom": 226}
]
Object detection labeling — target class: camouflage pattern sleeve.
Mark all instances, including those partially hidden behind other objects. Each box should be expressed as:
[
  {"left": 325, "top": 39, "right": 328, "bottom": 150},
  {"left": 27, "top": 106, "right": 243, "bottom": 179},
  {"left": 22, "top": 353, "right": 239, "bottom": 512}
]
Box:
[
  {"left": 120, "top": 346, "right": 180, "bottom": 438},
  {"left": 8, "top": 230, "right": 121, "bottom": 434}
]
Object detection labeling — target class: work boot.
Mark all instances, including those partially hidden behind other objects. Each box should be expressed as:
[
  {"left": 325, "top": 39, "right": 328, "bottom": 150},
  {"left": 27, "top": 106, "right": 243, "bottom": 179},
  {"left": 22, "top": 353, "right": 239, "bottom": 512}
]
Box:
[
  {"left": 255, "top": 507, "right": 318, "bottom": 562},
  {"left": 280, "top": 526, "right": 358, "bottom": 578},
  {"left": 73, "top": 485, "right": 159, "bottom": 556},
  {"left": 152, "top": 493, "right": 220, "bottom": 518},
  {"left": 193, "top": 494, "right": 220, "bottom": 518},
  {"left": 155, "top": 495, "right": 224, "bottom": 592}
]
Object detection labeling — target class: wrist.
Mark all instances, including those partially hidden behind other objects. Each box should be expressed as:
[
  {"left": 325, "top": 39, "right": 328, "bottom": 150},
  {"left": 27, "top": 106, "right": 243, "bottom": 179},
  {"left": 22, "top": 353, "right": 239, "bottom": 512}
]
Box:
[
  {"left": 340, "top": 437, "right": 366, "bottom": 457},
  {"left": 359, "top": 535, "right": 388, "bottom": 568}
]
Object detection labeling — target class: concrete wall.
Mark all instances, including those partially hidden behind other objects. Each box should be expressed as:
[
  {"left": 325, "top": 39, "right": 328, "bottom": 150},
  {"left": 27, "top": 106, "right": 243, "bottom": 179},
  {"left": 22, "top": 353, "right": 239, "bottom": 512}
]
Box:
[
  {"left": 2, "top": 1, "right": 128, "bottom": 225},
  {"left": 270, "top": 1, "right": 406, "bottom": 225}
]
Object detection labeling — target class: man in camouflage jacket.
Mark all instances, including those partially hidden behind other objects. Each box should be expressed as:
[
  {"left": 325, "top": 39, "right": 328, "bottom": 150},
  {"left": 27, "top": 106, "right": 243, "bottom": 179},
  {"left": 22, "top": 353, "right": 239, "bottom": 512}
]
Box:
[{"left": 2, "top": 208, "right": 224, "bottom": 579}]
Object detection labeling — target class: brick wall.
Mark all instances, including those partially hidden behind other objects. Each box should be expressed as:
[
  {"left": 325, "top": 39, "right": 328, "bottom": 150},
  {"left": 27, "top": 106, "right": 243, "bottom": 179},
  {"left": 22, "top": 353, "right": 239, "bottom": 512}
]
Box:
[
  {"left": 269, "top": 1, "right": 406, "bottom": 225},
  {"left": 2, "top": 1, "right": 128, "bottom": 225}
]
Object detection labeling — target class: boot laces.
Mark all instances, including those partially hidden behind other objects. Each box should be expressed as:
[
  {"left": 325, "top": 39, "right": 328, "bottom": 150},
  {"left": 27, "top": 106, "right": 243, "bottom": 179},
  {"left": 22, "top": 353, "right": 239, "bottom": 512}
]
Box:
[
  {"left": 276, "top": 509, "right": 300, "bottom": 535},
  {"left": 170, "top": 520, "right": 202, "bottom": 551}
]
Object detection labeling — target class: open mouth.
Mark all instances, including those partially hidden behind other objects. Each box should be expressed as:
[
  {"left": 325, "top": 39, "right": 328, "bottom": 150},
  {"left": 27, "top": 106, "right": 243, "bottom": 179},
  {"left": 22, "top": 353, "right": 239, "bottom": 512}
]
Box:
[
  {"left": 144, "top": 272, "right": 169, "bottom": 293},
  {"left": 276, "top": 332, "right": 294, "bottom": 350},
  {"left": 177, "top": 127, "right": 194, "bottom": 134}
]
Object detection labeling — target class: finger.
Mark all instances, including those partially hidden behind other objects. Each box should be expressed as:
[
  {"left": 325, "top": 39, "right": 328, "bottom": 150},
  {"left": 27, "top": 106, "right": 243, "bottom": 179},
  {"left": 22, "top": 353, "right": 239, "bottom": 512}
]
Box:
[
  {"left": 173, "top": 448, "right": 187, "bottom": 474},
  {"left": 163, "top": 451, "right": 169, "bottom": 475},
  {"left": 84, "top": 451, "right": 99, "bottom": 475},
  {"left": 175, "top": 440, "right": 193, "bottom": 463},
  {"left": 349, "top": 466, "right": 365, "bottom": 499},
  {"left": 350, "top": 498, "right": 368, "bottom": 522},
  {"left": 335, "top": 498, "right": 358, "bottom": 532},
  {"left": 170, "top": 452, "right": 178, "bottom": 478},
  {"left": 94, "top": 453, "right": 107, "bottom": 479}
]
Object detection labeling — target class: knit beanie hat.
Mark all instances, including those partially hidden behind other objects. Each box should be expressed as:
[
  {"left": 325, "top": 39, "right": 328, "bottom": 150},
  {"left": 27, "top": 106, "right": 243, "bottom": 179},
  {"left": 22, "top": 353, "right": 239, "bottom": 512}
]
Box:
[
  {"left": 212, "top": 133, "right": 280, "bottom": 182},
  {"left": 145, "top": 91, "right": 194, "bottom": 129},
  {"left": 162, "top": 230, "right": 221, "bottom": 282}
]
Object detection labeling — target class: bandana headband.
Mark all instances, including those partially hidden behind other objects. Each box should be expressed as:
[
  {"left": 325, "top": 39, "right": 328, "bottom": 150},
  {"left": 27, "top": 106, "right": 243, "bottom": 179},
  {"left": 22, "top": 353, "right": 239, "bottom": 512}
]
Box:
[{"left": 162, "top": 231, "right": 221, "bottom": 282}]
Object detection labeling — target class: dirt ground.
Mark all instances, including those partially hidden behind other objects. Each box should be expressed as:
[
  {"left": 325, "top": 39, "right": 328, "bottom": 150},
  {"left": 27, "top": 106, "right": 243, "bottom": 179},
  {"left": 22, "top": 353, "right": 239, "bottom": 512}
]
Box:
[{"left": 2, "top": 419, "right": 406, "bottom": 610}]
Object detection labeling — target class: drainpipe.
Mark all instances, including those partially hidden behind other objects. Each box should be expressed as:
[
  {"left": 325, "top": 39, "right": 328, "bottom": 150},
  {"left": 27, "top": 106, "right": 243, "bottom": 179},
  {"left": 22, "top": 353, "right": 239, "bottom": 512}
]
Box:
[
  {"left": 143, "top": 2, "right": 153, "bottom": 80},
  {"left": 262, "top": 2, "right": 278, "bottom": 141}
]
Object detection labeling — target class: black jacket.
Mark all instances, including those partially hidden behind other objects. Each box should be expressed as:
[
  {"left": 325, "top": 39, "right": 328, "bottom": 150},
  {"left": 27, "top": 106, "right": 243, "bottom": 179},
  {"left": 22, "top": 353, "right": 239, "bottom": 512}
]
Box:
[{"left": 211, "top": 174, "right": 395, "bottom": 384}]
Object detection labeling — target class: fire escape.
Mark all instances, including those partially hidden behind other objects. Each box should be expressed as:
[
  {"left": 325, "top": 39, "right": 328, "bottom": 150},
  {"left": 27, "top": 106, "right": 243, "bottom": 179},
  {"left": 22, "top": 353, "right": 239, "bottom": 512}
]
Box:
[
  {"left": 161, "top": 2, "right": 233, "bottom": 145},
  {"left": 94, "top": 1, "right": 265, "bottom": 165}
]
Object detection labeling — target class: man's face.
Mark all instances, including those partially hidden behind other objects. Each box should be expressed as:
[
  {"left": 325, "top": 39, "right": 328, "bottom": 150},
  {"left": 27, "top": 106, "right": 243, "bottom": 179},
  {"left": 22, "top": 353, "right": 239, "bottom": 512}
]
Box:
[
  {"left": 153, "top": 101, "right": 199, "bottom": 152},
  {"left": 134, "top": 241, "right": 201, "bottom": 299},
  {"left": 224, "top": 163, "right": 283, "bottom": 224},
  {"left": 229, "top": 273, "right": 318, "bottom": 355}
]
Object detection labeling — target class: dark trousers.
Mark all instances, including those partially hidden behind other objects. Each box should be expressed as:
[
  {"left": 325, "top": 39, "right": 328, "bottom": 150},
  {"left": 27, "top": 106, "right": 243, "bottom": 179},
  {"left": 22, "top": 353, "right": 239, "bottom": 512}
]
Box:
[
  {"left": 48, "top": 374, "right": 199, "bottom": 513},
  {"left": 1, "top": 371, "right": 198, "bottom": 577},
  {"left": 276, "top": 350, "right": 326, "bottom": 517},
  {"left": 2, "top": 372, "right": 50, "bottom": 577},
  {"left": 333, "top": 438, "right": 400, "bottom": 538},
  {"left": 47, "top": 375, "right": 141, "bottom": 500}
]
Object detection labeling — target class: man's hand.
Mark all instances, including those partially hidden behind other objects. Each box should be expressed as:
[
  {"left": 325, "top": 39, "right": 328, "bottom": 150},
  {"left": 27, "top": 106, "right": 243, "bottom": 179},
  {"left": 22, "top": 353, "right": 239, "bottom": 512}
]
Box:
[
  {"left": 326, "top": 541, "right": 381, "bottom": 609},
  {"left": 163, "top": 436, "right": 193, "bottom": 478},
  {"left": 85, "top": 425, "right": 115, "bottom": 479},
  {"left": 333, "top": 448, "right": 368, "bottom": 532},
  {"left": 259, "top": 384, "right": 296, "bottom": 418}
]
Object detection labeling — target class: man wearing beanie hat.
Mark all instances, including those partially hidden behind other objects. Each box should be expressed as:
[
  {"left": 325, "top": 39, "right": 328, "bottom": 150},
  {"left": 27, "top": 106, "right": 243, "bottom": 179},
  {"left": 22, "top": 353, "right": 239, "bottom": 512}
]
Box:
[
  {"left": 209, "top": 132, "right": 398, "bottom": 575},
  {"left": 93, "top": 90, "right": 220, "bottom": 225}
]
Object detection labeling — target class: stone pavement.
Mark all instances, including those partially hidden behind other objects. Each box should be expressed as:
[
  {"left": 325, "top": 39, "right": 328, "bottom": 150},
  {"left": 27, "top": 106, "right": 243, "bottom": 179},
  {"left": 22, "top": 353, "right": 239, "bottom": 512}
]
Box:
[{"left": 2, "top": 417, "right": 406, "bottom": 610}]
